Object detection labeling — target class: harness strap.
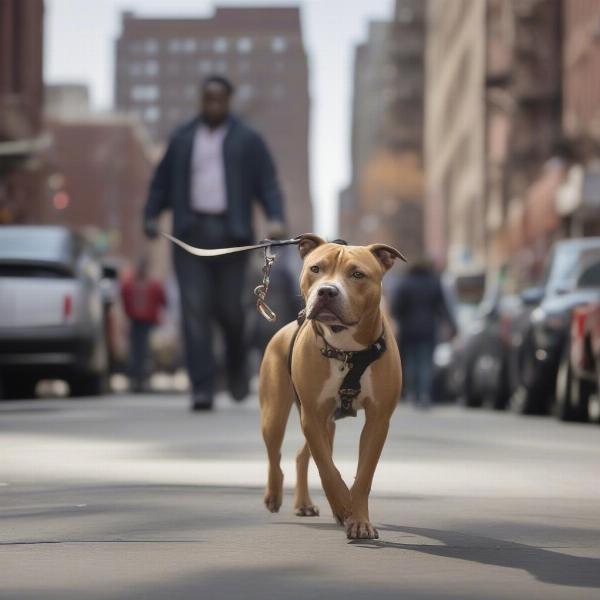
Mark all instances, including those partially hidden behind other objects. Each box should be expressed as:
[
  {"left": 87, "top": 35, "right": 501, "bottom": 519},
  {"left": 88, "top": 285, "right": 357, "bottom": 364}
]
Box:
[{"left": 287, "top": 310, "right": 387, "bottom": 420}]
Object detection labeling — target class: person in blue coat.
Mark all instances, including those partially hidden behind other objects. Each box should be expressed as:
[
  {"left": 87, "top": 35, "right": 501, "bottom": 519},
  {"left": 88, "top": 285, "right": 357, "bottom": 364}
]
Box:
[
  {"left": 144, "top": 75, "right": 286, "bottom": 411},
  {"left": 392, "top": 259, "right": 456, "bottom": 408}
]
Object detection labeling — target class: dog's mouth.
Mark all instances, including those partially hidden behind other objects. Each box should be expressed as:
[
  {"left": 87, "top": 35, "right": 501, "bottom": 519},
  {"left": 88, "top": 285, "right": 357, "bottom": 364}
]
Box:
[{"left": 307, "top": 301, "right": 357, "bottom": 329}]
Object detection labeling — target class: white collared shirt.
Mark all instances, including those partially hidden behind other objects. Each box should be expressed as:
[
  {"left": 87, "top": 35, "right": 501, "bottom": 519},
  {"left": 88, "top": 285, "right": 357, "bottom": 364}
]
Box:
[{"left": 190, "top": 123, "right": 228, "bottom": 213}]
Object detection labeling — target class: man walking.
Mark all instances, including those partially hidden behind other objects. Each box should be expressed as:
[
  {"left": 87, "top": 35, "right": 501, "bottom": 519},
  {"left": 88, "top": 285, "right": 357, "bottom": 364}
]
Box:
[{"left": 143, "top": 76, "right": 286, "bottom": 411}]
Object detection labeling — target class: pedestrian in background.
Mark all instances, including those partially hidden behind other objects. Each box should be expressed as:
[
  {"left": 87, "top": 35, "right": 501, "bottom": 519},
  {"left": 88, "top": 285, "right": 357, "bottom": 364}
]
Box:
[
  {"left": 143, "top": 75, "right": 286, "bottom": 411},
  {"left": 391, "top": 259, "right": 456, "bottom": 409},
  {"left": 120, "top": 257, "right": 166, "bottom": 393}
]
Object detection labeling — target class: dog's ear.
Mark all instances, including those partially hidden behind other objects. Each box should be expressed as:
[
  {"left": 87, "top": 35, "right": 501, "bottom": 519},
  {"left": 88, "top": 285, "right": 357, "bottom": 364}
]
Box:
[
  {"left": 297, "top": 233, "right": 326, "bottom": 259},
  {"left": 368, "top": 243, "right": 407, "bottom": 271}
]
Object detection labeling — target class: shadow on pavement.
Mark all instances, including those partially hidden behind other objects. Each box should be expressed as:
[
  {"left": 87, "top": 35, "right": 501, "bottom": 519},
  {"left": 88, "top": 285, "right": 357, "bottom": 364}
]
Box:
[{"left": 350, "top": 524, "right": 600, "bottom": 589}]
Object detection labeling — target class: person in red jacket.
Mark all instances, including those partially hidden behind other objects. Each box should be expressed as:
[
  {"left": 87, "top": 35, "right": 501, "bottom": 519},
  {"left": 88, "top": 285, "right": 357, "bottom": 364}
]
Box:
[{"left": 120, "top": 257, "right": 166, "bottom": 392}]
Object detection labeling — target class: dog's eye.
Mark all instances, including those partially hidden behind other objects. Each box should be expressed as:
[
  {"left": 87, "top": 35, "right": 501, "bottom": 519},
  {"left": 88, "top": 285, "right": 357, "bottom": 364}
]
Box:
[
  {"left": 310, "top": 265, "right": 320, "bottom": 274},
  {"left": 351, "top": 271, "right": 365, "bottom": 279}
]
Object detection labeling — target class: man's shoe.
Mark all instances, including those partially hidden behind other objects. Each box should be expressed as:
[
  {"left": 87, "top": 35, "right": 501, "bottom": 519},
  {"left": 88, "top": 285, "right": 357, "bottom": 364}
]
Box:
[
  {"left": 191, "top": 392, "right": 213, "bottom": 412},
  {"left": 228, "top": 370, "right": 249, "bottom": 402}
]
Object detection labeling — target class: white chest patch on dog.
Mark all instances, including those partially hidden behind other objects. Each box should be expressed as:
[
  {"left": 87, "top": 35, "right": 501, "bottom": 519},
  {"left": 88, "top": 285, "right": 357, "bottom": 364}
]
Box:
[{"left": 317, "top": 361, "right": 374, "bottom": 413}]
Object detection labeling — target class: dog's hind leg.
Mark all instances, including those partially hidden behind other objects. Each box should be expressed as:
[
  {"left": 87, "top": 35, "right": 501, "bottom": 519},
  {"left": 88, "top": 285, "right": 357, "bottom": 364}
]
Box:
[{"left": 259, "top": 356, "right": 294, "bottom": 514}]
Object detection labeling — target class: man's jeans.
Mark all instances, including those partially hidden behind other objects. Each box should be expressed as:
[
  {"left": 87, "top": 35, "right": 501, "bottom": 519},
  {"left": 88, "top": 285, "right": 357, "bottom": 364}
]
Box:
[
  {"left": 129, "top": 320, "right": 153, "bottom": 390},
  {"left": 401, "top": 339, "right": 435, "bottom": 407},
  {"left": 173, "top": 214, "right": 248, "bottom": 395}
]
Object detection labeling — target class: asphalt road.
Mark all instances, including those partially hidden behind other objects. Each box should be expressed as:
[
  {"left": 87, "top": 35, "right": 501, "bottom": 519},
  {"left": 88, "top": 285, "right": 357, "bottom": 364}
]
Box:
[{"left": 1, "top": 391, "right": 599, "bottom": 599}]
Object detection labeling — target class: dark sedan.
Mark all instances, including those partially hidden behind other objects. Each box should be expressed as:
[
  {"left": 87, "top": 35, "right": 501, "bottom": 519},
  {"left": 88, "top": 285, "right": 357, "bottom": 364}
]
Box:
[{"left": 509, "top": 238, "right": 600, "bottom": 415}]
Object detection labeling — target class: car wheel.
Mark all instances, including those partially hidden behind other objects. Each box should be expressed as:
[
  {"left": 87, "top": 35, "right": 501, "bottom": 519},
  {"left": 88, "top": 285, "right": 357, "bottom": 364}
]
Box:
[
  {"left": 69, "top": 372, "right": 108, "bottom": 397},
  {"left": 463, "top": 367, "right": 483, "bottom": 408},
  {"left": 510, "top": 336, "right": 547, "bottom": 415},
  {"left": 554, "top": 343, "right": 589, "bottom": 422}
]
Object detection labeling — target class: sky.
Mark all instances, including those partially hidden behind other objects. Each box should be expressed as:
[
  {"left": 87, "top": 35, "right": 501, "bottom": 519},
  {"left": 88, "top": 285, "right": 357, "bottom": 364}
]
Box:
[{"left": 44, "top": 0, "right": 394, "bottom": 238}]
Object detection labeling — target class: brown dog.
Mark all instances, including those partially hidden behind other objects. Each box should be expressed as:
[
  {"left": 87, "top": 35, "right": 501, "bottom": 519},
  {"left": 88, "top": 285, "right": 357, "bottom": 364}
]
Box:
[{"left": 259, "top": 234, "right": 404, "bottom": 539}]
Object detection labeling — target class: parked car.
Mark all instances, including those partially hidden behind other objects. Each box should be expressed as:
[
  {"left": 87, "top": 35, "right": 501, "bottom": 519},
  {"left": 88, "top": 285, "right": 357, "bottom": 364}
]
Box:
[
  {"left": 555, "top": 298, "right": 600, "bottom": 423},
  {"left": 432, "top": 273, "right": 484, "bottom": 403},
  {"left": 0, "top": 226, "right": 109, "bottom": 398},
  {"left": 457, "top": 292, "right": 522, "bottom": 409},
  {"left": 509, "top": 238, "right": 600, "bottom": 415}
]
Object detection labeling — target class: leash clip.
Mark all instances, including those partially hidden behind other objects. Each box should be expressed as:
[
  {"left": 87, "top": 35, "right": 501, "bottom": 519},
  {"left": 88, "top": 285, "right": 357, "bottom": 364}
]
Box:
[{"left": 254, "top": 246, "right": 277, "bottom": 322}]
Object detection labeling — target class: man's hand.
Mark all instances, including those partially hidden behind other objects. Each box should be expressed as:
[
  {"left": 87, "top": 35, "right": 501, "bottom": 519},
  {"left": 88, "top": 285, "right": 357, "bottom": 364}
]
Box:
[
  {"left": 266, "top": 220, "right": 286, "bottom": 240},
  {"left": 144, "top": 218, "right": 160, "bottom": 240}
]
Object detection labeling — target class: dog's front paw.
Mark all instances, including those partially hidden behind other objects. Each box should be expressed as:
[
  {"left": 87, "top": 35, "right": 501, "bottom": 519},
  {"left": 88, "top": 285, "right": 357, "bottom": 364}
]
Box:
[
  {"left": 295, "top": 504, "right": 320, "bottom": 517},
  {"left": 264, "top": 490, "right": 282, "bottom": 513},
  {"left": 345, "top": 518, "right": 379, "bottom": 540}
]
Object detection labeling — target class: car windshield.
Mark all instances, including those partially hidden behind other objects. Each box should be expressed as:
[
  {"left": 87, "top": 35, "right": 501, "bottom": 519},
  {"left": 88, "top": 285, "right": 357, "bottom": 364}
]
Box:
[
  {"left": 0, "top": 227, "right": 73, "bottom": 264},
  {"left": 543, "top": 244, "right": 600, "bottom": 295}
]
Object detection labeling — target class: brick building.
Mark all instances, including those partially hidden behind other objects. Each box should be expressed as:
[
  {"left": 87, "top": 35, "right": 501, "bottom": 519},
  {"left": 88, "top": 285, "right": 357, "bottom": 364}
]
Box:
[
  {"left": 556, "top": 0, "right": 600, "bottom": 239},
  {"left": 41, "top": 115, "right": 155, "bottom": 261},
  {"left": 425, "top": 0, "right": 486, "bottom": 273},
  {"left": 113, "top": 7, "right": 312, "bottom": 235},
  {"left": 0, "top": 0, "right": 45, "bottom": 224},
  {"left": 484, "top": 0, "right": 563, "bottom": 279},
  {"left": 339, "top": 0, "right": 425, "bottom": 259}
]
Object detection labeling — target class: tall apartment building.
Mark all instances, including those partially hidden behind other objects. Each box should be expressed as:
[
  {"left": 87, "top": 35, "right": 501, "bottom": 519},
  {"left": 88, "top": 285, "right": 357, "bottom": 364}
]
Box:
[
  {"left": 340, "top": 0, "right": 425, "bottom": 259},
  {"left": 558, "top": 0, "right": 600, "bottom": 237},
  {"left": 425, "top": 0, "right": 486, "bottom": 273},
  {"left": 485, "top": 0, "right": 563, "bottom": 273},
  {"left": 114, "top": 7, "right": 312, "bottom": 234},
  {"left": 0, "top": 0, "right": 45, "bottom": 224}
]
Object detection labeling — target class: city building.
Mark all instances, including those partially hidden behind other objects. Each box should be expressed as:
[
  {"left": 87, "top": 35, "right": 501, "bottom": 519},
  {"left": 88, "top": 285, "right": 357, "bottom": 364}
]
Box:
[
  {"left": 484, "top": 0, "right": 563, "bottom": 282},
  {"left": 424, "top": 0, "right": 486, "bottom": 273},
  {"left": 114, "top": 7, "right": 312, "bottom": 234},
  {"left": 41, "top": 113, "right": 156, "bottom": 262},
  {"left": 339, "top": 0, "right": 425, "bottom": 259},
  {"left": 0, "top": 0, "right": 45, "bottom": 224},
  {"left": 45, "top": 83, "right": 91, "bottom": 120},
  {"left": 557, "top": 0, "right": 600, "bottom": 238}
]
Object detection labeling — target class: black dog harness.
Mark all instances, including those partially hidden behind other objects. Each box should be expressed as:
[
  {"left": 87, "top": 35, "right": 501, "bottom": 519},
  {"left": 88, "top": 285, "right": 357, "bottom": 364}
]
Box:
[{"left": 287, "top": 310, "right": 387, "bottom": 419}]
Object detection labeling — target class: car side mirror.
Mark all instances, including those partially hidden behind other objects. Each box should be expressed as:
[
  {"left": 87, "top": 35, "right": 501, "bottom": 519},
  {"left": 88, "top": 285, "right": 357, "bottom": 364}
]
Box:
[{"left": 520, "top": 286, "right": 544, "bottom": 306}]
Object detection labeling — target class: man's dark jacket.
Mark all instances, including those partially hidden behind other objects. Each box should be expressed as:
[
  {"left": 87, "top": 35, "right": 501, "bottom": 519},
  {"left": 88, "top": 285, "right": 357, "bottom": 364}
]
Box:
[{"left": 144, "top": 115, "right": 285, "bottom": 243}]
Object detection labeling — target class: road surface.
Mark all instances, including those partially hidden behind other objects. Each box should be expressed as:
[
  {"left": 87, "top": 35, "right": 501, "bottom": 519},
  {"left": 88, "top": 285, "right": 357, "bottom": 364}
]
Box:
[{"left": 1, "top": 391, "right": 599, "bottom": 599}]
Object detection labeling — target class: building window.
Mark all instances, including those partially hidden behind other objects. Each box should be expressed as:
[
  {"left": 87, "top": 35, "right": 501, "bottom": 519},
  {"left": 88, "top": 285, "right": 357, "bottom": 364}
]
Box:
[
  {"left": 168, "top": 39, "right": 182, "bottom": 53},
  {"left": 129, "top": 62, "right": 143, "bottom": 76},
  {"left": 237, "top": 37, "right": 253, "bottom": 54},
  {"left": 145, "top": 60, "right": 159, "bottom": 76},
  {"left": 238, "top": 83, "right": 253, "bottom": 102},
  {"left": 130, "top": 85, "right": 159, "bottom": 102},
  {"left": 144, "top": 106, "right": 160, "bottom": 122},
  {"left": 183, "top": 38, "right": 196, "bottom": 53},
  {"left": 214, "top": 37, "right": 228, "bottom": 53},
  {"left": 145, "top": 39, "right": 159, "bottom": 54},
  {"left": 272, "top": 36, "right": 287, "bottom": 53}
]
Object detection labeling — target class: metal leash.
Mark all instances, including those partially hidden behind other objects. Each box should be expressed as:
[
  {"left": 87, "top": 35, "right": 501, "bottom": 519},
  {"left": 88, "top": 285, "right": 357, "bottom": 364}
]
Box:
[{"left": 254, "top": 246, "right": 278, "bottom": 322}]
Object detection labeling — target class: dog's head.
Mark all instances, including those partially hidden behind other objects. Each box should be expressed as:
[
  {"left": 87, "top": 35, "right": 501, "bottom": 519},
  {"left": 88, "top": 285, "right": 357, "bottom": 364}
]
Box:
[{"left": 297, "top": 234, "right": 405, "bottom": 333}]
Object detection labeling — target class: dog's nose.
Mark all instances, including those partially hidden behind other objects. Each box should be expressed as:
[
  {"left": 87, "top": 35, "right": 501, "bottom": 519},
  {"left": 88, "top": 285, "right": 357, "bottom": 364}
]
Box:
[{"left": 318, "top": 284, "right": 339, "bottom": 298}]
